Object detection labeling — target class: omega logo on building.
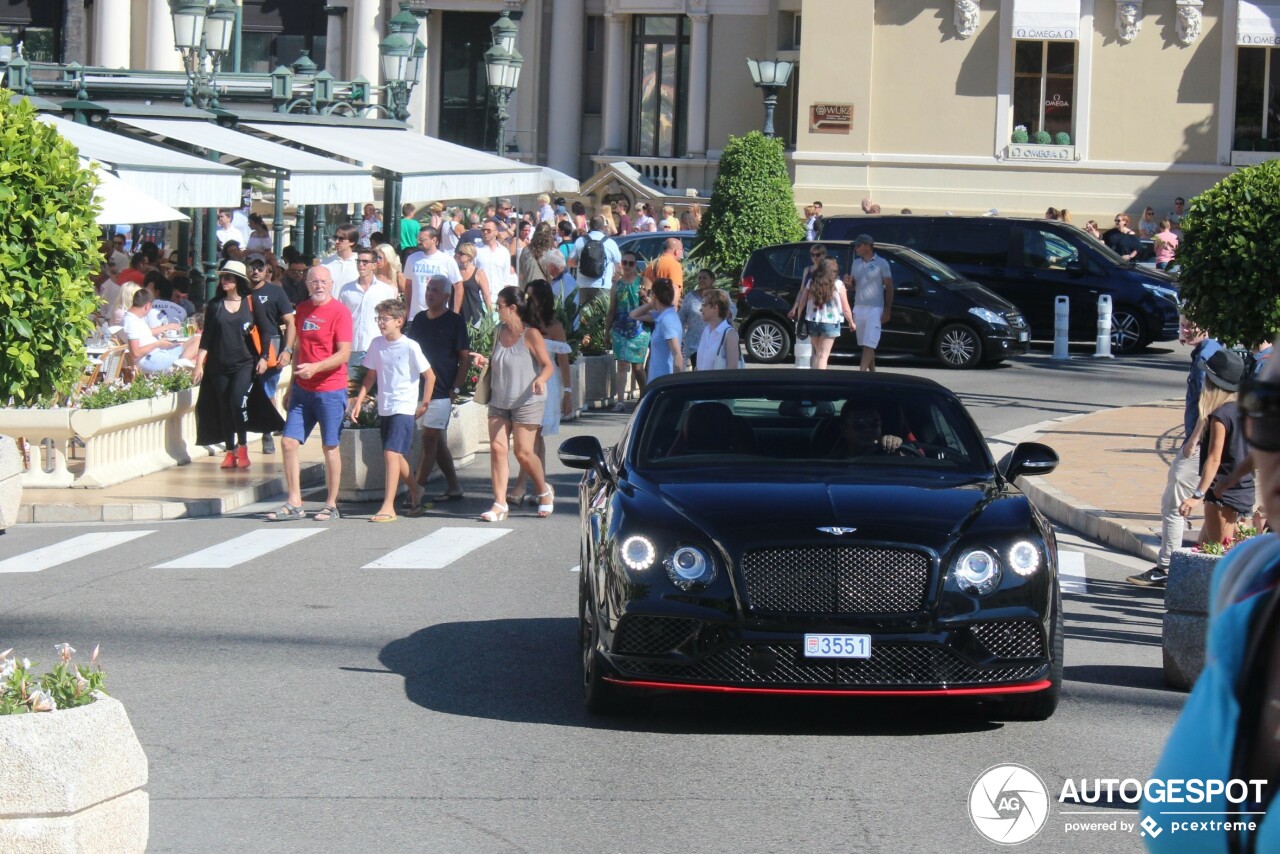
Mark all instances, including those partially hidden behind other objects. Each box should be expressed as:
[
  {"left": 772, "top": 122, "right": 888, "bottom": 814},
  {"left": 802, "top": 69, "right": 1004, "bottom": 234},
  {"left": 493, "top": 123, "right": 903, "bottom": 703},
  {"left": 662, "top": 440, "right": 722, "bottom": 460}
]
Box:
[
  {"left": 1045, "top": 94, "right": 1070, "bottom": 108},
  {"left": 1240, "top": 35, "right": 1280, "bottom": 45},
  {"left": 1015, "top": 28, "right": 1077, "bottom": 39},
  {"left": 1007, "top": 145, "right": 1074, "bottom": 161}
]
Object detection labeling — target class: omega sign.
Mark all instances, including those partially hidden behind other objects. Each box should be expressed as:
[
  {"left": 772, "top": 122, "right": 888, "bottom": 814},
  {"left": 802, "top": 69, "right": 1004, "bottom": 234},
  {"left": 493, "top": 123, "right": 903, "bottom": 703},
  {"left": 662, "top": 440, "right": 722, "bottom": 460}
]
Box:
[
  {"left": 1007, "top": 144, "right": 1075, "bottom": 161},
  {"left": 1014, "top": 28, "right": 1078, "bottom": 39},
  {"left": 1239, "top": 35, "right": 1280, "bottom": 45}
]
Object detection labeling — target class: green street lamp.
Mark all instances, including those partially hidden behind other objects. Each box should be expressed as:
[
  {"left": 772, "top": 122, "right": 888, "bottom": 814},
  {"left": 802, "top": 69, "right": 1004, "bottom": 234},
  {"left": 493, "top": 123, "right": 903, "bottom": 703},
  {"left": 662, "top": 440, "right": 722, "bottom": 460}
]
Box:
[
  {"left": 745, "top": 57, "right": 795, "bottom": 138},
  {"left": 484, "top": 15, "right": 522, "bottom": 159}
]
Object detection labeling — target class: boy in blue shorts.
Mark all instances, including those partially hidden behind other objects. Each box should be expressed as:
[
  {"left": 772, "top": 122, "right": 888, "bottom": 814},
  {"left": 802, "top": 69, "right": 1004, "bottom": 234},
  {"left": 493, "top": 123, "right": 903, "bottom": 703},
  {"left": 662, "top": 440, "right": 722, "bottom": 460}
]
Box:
[{"left": 349, "top": 299, "right": 434, "bottom": 522}]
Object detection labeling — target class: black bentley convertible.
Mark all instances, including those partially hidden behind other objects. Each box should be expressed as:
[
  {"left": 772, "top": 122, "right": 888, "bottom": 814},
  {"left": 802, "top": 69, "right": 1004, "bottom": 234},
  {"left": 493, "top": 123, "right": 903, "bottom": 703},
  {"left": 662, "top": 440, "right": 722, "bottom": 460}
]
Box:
[{"left": 559, "top": 370, "right": 1063, "bottom": 719}]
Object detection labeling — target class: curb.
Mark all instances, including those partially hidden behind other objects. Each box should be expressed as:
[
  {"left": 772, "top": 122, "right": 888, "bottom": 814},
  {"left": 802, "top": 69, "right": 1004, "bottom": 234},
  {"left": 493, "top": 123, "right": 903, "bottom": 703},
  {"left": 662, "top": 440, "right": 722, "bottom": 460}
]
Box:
[
  {"left": 988, "top": 406, "right": 1163, "bottom": 563},
  {"left": 17, "top": 461, "right": 328, "bottom": 525}
]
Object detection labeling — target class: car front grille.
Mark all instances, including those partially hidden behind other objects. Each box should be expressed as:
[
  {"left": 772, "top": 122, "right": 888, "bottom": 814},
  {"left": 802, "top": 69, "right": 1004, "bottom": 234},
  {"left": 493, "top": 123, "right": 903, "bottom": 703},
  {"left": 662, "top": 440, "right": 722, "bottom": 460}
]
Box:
[
  {"left": 613, "top": 615, "right": 700, "bottom": 656},
  {"left": 970, "top": 620, "right": 1044, "bottom": 660},
  {"left": 741, "top": 546, "right": 931, "bottom": 615},
  {"left": 613, "top": 643, "right": 1043, "bottom": 687}
]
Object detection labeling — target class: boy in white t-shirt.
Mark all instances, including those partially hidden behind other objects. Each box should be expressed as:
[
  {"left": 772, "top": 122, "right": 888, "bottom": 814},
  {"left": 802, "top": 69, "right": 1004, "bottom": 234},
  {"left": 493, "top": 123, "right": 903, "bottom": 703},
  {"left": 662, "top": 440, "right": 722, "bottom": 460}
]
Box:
[{"left": 348, "top": 299, "right": 435, "bottom": 522}]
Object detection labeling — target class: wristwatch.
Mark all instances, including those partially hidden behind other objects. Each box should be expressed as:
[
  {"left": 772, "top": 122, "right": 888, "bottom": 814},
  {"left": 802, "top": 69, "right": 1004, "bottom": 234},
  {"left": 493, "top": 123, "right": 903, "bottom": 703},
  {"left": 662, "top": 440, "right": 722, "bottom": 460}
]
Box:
[
  {"left": 1192, "top": 489, "right": 1205, "bottom": 500},
  {"left": 451, "top": 387, "right": 461, "bottom": 395}
]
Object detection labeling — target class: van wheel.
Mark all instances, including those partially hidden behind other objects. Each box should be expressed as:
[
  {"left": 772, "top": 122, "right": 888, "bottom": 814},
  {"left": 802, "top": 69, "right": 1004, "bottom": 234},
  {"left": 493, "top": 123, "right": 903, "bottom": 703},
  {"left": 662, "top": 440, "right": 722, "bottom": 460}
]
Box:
[
  {"left": 1110, "top": 309, "right": 1147, "bottom": 353},
  {"left": 934, "top": 323, "right": 983, "bottom": 369},
  {"left": 744, "top": 317, "right": 792, "bottom": 363}
]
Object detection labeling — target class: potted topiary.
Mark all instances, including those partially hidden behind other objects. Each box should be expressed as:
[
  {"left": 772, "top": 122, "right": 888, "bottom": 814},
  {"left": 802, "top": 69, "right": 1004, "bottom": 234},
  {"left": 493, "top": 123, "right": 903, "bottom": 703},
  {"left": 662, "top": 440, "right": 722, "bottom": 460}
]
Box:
[
  {"left": 0, "top": 644, "right": 148, "bottom": 852},
  {"left": 571, "top": 293, "right": 616, "bottom": 409},
  {"left": 1054, "top": 131, "right": 1072, "bottom": 146},
  {"left": 1031, "top": 130, "right": 1053, "bottom": 145},
  {"left": 1011, "top": 125, "right": 1030, "bottom": 144}
]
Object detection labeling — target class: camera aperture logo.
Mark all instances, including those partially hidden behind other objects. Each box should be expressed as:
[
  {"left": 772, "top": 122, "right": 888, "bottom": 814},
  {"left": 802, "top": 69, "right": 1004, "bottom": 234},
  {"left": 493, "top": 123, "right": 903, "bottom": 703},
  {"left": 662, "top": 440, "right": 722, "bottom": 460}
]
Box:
[{"left": 969, "top": 764, "right": 1050, "bottom": 845}]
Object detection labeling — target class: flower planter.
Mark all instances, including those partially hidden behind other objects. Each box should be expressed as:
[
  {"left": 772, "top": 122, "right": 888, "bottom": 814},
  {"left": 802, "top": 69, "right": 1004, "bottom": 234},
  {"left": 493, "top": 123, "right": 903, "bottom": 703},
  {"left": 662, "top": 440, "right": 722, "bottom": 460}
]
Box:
[
  {"left": 0, "top": 694, "right": 149, "bottom": 853},
  {"left": 0, "top": 436, "right": 22, "bottom": 530},
  {"left": 337, "top": 400, "right": 488, "bottom": 502},
  {"left": 1162, "top": 548, "right": 1219, "bottom": 690},
  {"left": 579, "top": 354, "right": 616, "bottom": 409},
  {"left": 563, "top": 360, "right": 586, "bottom": 421},
  {"left": 0, "top": 388, "right": 203, "bottom": 489}
]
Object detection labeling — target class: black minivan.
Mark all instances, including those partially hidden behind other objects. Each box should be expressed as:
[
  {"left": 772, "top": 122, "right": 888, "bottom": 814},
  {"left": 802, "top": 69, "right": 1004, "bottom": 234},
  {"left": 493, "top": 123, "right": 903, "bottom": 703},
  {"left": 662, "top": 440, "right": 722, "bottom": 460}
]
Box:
[
  {"left": 736, "top": 242, "right": 1030, "bottom": 368},
  {"left": 818, "top": 216, "right": 1180, "bottom": 353}
]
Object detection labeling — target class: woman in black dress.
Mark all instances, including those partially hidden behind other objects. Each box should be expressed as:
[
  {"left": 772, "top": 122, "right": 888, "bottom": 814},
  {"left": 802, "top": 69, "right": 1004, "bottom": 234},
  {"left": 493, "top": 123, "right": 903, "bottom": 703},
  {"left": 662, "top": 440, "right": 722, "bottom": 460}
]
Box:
[
  {"left": 193, "top": 260, "right": 281, "bottom": 468},
  {"left": 453, "top": 242, "right": 492, "bottom": 326}
]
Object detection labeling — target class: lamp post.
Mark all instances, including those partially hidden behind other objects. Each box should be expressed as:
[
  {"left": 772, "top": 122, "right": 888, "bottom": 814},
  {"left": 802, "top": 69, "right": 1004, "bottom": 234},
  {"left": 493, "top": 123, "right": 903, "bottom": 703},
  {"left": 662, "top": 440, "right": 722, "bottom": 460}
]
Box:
[
  {"left": 484, "top": 11, "right": 522, "bottom": 158},
  {"left": 170, "top": 0, "right": 235, "bottom": 110},
  {"left": 379, "top": 3, "right": 425, "bottom": 122},
  {"left": 745, "top": 58, "right": 795, "bottom": 139}
]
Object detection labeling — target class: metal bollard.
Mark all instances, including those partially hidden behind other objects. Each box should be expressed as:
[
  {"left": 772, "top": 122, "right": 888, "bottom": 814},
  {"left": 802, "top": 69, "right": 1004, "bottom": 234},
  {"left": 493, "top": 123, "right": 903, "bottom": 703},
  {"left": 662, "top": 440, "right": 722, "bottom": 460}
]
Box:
[
  {"left": 1053, "top": 296, "right": 1070, "bottom": 360},
  {"left": 794, "top": 334, "right": 813, "bottom": 369},
  {"left": 1094, "top": 294, "right": 1114, "bottom": 358}
]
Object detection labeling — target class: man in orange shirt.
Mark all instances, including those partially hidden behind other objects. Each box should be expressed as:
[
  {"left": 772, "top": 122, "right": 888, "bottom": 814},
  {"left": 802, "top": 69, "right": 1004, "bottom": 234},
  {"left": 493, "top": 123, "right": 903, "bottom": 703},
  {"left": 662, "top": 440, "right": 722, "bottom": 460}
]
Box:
[{"left": 643, "top": 237, "right": 685, "bottom": 305}]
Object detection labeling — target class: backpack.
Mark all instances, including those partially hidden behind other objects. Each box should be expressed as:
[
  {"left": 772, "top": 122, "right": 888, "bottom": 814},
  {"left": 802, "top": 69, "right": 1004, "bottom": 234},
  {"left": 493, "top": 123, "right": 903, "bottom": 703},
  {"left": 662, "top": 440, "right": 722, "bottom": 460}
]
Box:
[{"left": 578, "top": 235, "right": 607, "bottom": 279}]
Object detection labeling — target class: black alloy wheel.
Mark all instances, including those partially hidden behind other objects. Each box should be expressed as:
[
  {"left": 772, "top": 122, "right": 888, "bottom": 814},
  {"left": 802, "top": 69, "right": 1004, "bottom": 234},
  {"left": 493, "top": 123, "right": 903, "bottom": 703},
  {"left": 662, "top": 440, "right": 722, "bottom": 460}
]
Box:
[
  {"left": 934, "top": 323, "right": 984, "bottom": 369},
  {"left": 580, "top": 580, "right": 622, "bottom": 714},
  {"left": 993, "top": 588, "right": 1063, "bottom": 721},
  {"left": 744, "top": 317, "right": 792, "bottom": 363},
  {"left": 1109, "top": 308, "right": 1147, "bottom": 354}
]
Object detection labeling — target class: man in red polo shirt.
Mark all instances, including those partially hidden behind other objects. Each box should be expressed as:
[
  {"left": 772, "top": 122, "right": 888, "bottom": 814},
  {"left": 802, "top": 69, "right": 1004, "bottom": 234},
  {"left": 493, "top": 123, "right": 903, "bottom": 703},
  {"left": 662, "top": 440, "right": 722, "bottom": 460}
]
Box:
[{"left": 267, "top": 265, "right": 353, "bottom": 522}]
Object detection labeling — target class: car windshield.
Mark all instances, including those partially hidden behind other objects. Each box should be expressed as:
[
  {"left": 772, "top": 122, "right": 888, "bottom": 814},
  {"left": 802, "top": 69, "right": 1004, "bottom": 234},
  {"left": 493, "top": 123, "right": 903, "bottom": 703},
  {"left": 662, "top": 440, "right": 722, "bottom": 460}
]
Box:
[
  {"left": 634, "top": 384, "right": 991, "bottom": 476},
  {"left": 893, "top": 248, "right": 963, "bottom": 285}
]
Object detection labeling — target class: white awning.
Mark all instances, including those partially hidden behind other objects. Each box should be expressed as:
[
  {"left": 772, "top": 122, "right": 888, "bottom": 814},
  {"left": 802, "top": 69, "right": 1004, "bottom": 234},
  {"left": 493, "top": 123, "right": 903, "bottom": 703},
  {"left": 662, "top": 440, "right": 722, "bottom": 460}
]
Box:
[
  {"left": 247, "top": 122, "right": 578, "bottom": 201},
  {"left": 38, "top": 114, "right": 241, "bottom": 208},
  {"left": 114, "top": 117, "right": 373, "bottom": 205},
  {"left": 1012, "top": 0, "right": 1081, "bottom": 40},
  {"left": 88, "top": 162, "right": 190, "bottom": 225},
  {"left": 1238, "top": 2, "right": 1280, "bottom": 45}
]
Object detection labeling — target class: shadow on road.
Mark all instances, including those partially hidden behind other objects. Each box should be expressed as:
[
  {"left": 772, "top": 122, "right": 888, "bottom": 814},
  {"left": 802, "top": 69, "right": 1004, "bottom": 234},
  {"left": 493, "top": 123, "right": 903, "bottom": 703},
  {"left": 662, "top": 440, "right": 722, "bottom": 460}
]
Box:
[{"left": 378, "top": 618, "right": 1005, "bottom": 735}]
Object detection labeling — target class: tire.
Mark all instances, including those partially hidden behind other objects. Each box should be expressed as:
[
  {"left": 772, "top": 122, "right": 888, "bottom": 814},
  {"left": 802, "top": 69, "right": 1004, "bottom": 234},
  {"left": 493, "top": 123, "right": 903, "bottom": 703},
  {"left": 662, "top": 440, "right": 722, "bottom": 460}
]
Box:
[
  {"left": 744, "top": 317, "right": 792, "bottom": 364},
  {"left": 580, "top": 578, "right": 623, "bottom": 714},
  {"left": 995, "top": 587, "right": 1063, "bottom": 722},
  {"left": 933, "top": 323, "right": 984, "bottom": 369},
  {"left": 1109, "top": 308, "right": 1148, "bottom": 354}
]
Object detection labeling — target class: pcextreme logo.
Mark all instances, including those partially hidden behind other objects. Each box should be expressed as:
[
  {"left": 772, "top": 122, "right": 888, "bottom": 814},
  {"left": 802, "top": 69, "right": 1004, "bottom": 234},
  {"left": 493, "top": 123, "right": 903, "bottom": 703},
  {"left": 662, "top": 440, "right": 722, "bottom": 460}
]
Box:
[{"left": 968, "top": 764, "right": 1050, "bottom": 845}]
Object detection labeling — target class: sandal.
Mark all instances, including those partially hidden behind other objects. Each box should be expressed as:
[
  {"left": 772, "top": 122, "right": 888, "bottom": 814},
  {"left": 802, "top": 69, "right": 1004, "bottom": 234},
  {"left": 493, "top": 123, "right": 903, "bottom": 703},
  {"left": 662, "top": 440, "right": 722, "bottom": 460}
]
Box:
[
  {"left": 480, "top": 502, "right": 509, "bottom": 522},
  {"left": 536, "top": 488, "right": 555, "bottom": 518},
  {"left": 265, "top": 503, "right": 306, "bottom": 522},
  {"left": 313, "top": 504, "right": 340, "bottom": 522},
  {"left": 434, "top": 490, "right": 465, "bottom": 502},
  {"left": 370, "top": 513, "right": 398, "bottom": 523}
]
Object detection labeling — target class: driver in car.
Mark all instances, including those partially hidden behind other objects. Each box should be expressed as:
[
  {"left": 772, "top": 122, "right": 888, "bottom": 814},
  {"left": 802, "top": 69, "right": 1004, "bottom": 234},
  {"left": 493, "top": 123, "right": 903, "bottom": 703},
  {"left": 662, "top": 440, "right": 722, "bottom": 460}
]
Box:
[{"left": 827, "top": 402, "right": 908, "bottom": 457}]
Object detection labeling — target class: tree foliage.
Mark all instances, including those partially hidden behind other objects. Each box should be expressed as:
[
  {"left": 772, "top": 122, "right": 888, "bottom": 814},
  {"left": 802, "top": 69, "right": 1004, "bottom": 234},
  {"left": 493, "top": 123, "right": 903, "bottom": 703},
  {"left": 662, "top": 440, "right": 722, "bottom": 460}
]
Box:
[
  {"left": 0, "top": 91, "right": 101, "bottom": 402},
  {"left": 1179, "top": 160, "right": 1280, "bottom": 348},
  {"left": 696, "top": 131, "right": 804, "bottom": 279}
]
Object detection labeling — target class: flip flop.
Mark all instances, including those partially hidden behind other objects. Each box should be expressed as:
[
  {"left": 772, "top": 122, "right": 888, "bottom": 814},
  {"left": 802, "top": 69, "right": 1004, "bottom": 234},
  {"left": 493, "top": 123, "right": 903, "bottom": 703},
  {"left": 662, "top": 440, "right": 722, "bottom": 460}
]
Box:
[{"left": 370, "top": 513, "right": 398, "bottom": 523}]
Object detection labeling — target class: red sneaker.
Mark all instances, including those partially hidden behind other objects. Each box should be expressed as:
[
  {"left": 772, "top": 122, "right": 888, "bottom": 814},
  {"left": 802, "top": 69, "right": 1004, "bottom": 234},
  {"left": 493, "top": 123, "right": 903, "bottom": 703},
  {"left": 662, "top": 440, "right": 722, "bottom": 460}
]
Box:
[
  {"left": 220, "top": 451, "right": 236, "bottom": 469},
  {"left": 236, "top": 445, "right": 251, "bottom": 469}
]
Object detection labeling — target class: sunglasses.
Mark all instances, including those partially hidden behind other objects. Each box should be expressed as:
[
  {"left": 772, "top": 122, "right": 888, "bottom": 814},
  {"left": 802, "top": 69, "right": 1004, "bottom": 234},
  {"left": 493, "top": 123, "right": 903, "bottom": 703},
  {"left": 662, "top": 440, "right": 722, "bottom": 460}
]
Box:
[
  {"left": 620, "top": 260, "right": 636, "bottom": 267},
  {"left": 357, "top": 259, "right": 376, "bottom": 265},
  {"left": 1240, "top": 379, "right": 1280, "bottom": 451},
  {"left": 248, "top": 262, "right": 266, "bottom": 270}
]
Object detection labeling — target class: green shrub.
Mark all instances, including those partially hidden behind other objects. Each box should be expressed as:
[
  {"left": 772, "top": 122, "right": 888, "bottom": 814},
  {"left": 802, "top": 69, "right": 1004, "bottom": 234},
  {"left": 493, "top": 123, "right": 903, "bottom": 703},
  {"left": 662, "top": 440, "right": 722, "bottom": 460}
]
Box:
[
  {"left": 1054, "top": 132, "right": 1071, "bottom": 146},
  {"left": 1011, "top": 128, "right": 1030, "bottom": 144},
  {"left": 1031, "top": 130, "right": 1052, "bottom": 145},
  {"left": 1179, "top": 160, "right": 1280, "bottom": 348},
  {"left": 1, "top": 644, "right": 106, "bottom": 715},
  {"left": 77, "top": 370, "right": 192, "bottom": 410},
  {"left": 0, "top": 91, "right": 102, "bottom": 403},
  {"left": 462, "top": 311, "right": 499, "bottom": 396},
  {"left": 697, "top": 131, "right": 804, "bottom": 280}
]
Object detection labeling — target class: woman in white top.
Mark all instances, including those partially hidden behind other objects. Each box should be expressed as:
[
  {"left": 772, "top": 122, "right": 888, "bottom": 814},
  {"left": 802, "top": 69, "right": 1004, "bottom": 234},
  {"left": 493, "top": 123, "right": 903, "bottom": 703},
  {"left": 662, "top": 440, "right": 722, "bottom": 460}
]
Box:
[
  {"left": 631, "top": 203, "right": 657, "bottom": 233},
  {"left": 694, "top": 288, "right": 740, "bottom": 370},
  {"left": 374, "top": 243, "right": 407, "bottom": 300},
  {"left": 1138, "top": 206, "right": 1159, "bottom": 240},
  {"left": 245, "top": 214, "right": 274, "bottom": 254},
  {"left": 794, "top": 258, "right": 854, "bottom": 370}
]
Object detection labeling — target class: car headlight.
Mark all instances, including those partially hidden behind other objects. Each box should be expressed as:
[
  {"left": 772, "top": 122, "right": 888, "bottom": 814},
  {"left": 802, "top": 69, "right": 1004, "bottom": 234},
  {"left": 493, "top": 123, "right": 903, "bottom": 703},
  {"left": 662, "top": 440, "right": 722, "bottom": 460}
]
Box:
[
  {"left": 968, "top": 307, "right": 1008, "bottom": 326},
  {"left": 954, "top": 548, "right": 1001, "bottom": 595},
  {"left": 1008, "top": 541, "right": 1040, "bottom": 577},
  {"left": 1142, "top": 283, "right": 1180, "bottom": 304},
  {"left": 620, "top": 536, "right": 657, "bottom": 571},
  {"left": 665, "top": 545, "right": 716, "bottom": 591}
]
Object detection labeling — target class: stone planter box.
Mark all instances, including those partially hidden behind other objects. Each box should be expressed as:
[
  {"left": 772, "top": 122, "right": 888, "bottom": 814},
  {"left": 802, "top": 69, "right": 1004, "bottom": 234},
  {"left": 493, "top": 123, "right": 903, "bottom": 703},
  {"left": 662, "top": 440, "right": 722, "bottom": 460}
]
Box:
[
  {"left": 563, "top": 360, "right": 585, "bottom": 421},
  {"left": 0, "top": 694, "right": 148, "bottom": 853},
  {"left": 580, "top": 354, "right": 616, "bottom": 409},
  {"left": 0, "top": 436, "right": 22, "bottom": 531},
  {"left": 1163, "top": 548, "right": 1219, "bottom": 690},
  {"left": 337, "top": 400, "right": 488, "bottom": 502},
  {"left": 0, "top": 388, "right": 203, "bottom": 489}
]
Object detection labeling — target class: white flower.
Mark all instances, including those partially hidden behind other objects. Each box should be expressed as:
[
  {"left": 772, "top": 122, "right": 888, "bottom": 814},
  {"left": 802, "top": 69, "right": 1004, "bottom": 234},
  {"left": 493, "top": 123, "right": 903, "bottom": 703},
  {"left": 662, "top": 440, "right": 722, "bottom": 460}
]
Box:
[
  {"left": 0, "top": 659, "right": 14, "bottom": 680},
  {"left": 21, "top": 658, "right": 30, "bottom": 670},
  {"left": 27, "top": 688, "right": 56, "bottom": 712},
  {"left": 54, "top": 643, "right": 75, "bottom": 664},
  {"left": 91, "top": 644, "right": 100, "bottom": 666}
]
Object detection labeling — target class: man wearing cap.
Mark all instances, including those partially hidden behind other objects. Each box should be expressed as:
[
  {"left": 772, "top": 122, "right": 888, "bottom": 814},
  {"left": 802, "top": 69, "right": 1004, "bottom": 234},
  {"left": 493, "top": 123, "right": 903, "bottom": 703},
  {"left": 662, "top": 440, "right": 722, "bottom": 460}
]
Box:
[
  {"left": 339, "top": 245, "right": 400, "bottom": 393},
  {"left": 247, "top": 252, "right": 297, "bottom": 453},
  {"left": 847, "top": 234, "right": 893, "bottom": 372}
]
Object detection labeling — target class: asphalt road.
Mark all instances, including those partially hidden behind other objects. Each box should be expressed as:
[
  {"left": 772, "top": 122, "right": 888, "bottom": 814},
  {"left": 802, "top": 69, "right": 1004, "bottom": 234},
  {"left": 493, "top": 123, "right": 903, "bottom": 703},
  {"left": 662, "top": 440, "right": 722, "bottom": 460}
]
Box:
[{"left": 0, "top": 346, "right": 1194, "bottom": 853}]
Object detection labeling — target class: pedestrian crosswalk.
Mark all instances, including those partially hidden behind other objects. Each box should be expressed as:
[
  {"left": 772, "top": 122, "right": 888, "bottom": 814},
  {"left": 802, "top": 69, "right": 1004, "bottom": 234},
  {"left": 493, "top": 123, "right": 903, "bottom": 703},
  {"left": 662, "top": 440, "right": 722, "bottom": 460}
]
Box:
[
  {"left": 363, "top": 528, "right": 509, "bottom": 569},
  {"left": 0, "top": 530, "right": 154, "bottom": 575},
  {"left": 155, "top": 529, "right": 325, "bottom": 569}
]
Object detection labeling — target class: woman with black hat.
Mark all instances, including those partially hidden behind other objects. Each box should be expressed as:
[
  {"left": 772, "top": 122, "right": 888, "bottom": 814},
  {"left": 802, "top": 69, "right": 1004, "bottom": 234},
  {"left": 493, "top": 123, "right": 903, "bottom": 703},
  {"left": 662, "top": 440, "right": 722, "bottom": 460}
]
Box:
[
  {"left": 193, "top": 260, "right": 282, "bottom": 469},
  {"left": 1179, "top": 348, "right": 1255, "bottom": 546}
]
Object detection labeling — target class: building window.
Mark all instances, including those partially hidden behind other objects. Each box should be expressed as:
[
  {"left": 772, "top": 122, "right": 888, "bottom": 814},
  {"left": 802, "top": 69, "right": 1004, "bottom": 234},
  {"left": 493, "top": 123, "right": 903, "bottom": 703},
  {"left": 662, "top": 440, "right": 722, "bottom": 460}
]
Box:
[
  {"left": 630, "top": 16, "right": 689, "bottom": 158},
  {"left": 1013, "top": 40, "right": 1075, "bottom": 141},
  {"left": 1234, "top": 47, "right": 1280, "bottom": 151},
  {"left": 235, "top": 1, "right": 327, "bottom": 73},
  {"left": 0, "top": 0, "right": 63, "bottom": 63}
]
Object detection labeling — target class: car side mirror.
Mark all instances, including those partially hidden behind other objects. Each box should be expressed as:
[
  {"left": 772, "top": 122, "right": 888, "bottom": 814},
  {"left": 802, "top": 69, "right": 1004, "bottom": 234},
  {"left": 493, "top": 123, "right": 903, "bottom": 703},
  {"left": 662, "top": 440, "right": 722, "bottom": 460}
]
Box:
[
  {"left": 895, "top": 283, "right": 920, "bottom": 296},
  {"left": 1065, "top": 260, "right": 1085, "bottom": 278},
  {"left": 1003, "top": 441, "right": 1059, "bottom": 480},
  {"left": 559, "top": 435, "right": 606, "bottom": 472}
]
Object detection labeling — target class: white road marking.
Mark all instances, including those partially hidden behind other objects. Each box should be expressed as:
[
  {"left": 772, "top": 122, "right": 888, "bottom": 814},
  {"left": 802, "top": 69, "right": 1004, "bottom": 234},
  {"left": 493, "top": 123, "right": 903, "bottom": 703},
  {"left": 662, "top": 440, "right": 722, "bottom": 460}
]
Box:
[
  {"left": 1059, "top": 550, "right": 1087, "bottom": 594},
  {"left": 155, "top": 529, "right": 325, "bottom": 568},
  {"left": 0, "top": 530, "right": 155, "bottom": 574},
  {"left": 570, "top": 565, "right": 581, "bottom": 573},
  {"left": 363, "top": 527, "right": 511, "bottom": 569}
]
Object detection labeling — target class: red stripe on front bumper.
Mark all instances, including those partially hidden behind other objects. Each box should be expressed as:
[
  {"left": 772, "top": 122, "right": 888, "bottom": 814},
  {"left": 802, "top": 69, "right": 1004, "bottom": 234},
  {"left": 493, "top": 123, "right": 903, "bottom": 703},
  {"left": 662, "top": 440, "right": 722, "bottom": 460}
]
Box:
[{"left": 603, "top": 678, "right": 1054, "bottom": 697}]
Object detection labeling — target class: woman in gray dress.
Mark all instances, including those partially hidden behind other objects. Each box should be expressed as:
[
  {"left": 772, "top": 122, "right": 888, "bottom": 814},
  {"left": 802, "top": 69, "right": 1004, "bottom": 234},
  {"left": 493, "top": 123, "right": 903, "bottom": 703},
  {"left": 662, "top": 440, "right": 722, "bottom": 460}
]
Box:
[{"left": 474, "top": 286, "right": 556, "bottom": 521}]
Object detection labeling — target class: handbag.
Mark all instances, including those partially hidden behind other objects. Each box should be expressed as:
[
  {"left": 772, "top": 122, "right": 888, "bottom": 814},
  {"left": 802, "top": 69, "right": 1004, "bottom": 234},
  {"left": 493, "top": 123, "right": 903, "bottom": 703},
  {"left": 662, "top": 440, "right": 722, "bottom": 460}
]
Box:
[
  {"left": 471, "top": 364, "right": 492, "bottom": 405},
  {"left": 795, "top": 318, "right": 811, "bottom": 341},
  {"left": 247, "top": 324, "right": 279, "bottom": 368}
]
